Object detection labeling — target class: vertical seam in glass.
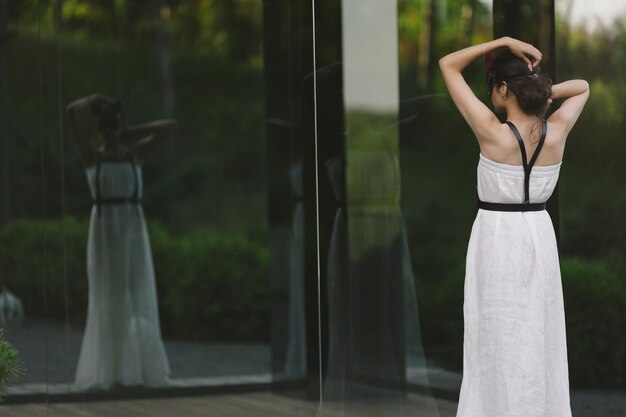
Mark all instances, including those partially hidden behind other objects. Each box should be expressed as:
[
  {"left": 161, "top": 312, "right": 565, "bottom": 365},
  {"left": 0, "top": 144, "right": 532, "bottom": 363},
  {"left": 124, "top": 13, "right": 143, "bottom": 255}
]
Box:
[
  {"left": 37, "top": 0, "right": 50, "bottom": 407},
  {"left": 54, "top": 0, "right": 70, "bottom": 337},
  {"left": 310, "top": 0, "right": 324, "bottom": 411}
]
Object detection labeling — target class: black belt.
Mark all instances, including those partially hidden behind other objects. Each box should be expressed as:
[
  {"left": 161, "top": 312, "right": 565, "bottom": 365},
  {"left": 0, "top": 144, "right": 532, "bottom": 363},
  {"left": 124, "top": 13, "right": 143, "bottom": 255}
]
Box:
[
  {"left": 476, "top": 198, "right": 546, "bottom": 212},
  {"left": 93, "top": 198, "right": 141, "bottom": 205}
]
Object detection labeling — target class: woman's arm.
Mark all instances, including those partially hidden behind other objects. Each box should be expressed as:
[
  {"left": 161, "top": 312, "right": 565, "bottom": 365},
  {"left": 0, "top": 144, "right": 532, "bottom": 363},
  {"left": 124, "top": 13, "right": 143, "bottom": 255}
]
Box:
[
  {"left": 547, "top": 80, "right": 589, "bottom": 135},
  {"left": 121, "top": 119, "right": 177, "bottom": 163},
  {"left": 438, "top": 36, "right": 542, "bottom": 141},
  {"left": 122, "top": 119, "right": 177, "bottom": 142},
  {"left": 66, "top": 94, "right": 112, "bottom": 166}
]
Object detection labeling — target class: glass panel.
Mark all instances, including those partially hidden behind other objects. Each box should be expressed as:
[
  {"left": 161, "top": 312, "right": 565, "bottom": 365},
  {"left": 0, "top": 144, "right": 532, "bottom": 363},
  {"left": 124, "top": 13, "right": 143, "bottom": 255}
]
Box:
[
  {"left": 6, "top": 0, "right": 622, "bottom": 416},
  {"left": 1, "top": 0, "right": 51, "bottom": 397},
  {"left": 1, "top": 1, "right": 317, "bottom": 416},
  {"left": 555, "top": 0, "right": 626, "bottom": 412},
  {"left": 399, "top": 0, "right": 494, "bottom": 408},
  {"left": 314, "top": 0, "right": 494, "bottom": 415}
]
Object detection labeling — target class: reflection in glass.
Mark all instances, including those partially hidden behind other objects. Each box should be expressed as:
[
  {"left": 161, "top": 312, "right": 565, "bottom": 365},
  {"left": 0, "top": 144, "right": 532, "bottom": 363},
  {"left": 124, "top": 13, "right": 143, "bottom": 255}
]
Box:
[
  {"left": 319, "top": 0, "right": 439, "bottom": 415},
  {"left": 0, "top": 288, "right": 24, "bottom": 327},
  {"left": 66, "top": 94, "right": 175, "bottom": 390},
  {"left": 323, "top": 153, "right": 348, "bottom": 400},
  {"left": 285, "top": 161, "right": 306, "bottom": 378},
  {"left": 3, "top": 0, "right": 280, "bottom": 409}
]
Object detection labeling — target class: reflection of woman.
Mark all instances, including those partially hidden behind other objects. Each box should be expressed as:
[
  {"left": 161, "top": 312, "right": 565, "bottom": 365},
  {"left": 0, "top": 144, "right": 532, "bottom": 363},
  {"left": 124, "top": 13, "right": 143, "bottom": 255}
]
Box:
[
  {"left": 439, "top": 38, "right": 588, "bottom": 415},
  {"left": 66, "top": 94, "right": 176, "bottom": 390},
  {"left": 284, "top": 161, "right": 306, "bottom": 378}
]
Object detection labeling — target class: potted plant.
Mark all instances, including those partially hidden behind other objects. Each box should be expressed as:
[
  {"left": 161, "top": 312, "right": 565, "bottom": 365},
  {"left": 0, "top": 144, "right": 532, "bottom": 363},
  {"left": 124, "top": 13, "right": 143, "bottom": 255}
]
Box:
[{"left": 0, "top": 329, "right": 23, "bottom": 399}]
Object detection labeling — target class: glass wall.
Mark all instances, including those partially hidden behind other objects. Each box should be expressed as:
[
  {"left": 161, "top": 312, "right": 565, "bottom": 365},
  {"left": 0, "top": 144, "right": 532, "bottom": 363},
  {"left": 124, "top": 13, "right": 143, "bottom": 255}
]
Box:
[
  {"left": 0, "top": 0, "right": 624, "bottom": 416},
  {"left": 2, "top": 0, "right": 277, "bottom": 399}
]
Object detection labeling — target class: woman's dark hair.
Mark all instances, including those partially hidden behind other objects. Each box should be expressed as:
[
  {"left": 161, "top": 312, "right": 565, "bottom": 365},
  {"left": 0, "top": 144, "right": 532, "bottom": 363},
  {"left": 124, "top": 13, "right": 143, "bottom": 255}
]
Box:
[
  {"left": 488, "top": 50, "right": 553, "bottom": 118},
  {"left": 91, "top": 99, "right": 125, "bottom": 132}
]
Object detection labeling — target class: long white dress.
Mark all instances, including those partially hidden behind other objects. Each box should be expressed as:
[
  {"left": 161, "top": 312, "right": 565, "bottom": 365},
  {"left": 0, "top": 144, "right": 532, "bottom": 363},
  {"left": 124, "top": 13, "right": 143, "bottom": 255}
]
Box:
[
  {"left": 74, "top": 160, "right": 170, "bottom": 390},
  {"left": 323, "top": 151, "right": 436, "bottom": 412},
  {"left": 284, "top": 162, "right": 306, "bottom": 378},
  {"left": 457, "top": 152, "right": 572, "bottom": 416}
]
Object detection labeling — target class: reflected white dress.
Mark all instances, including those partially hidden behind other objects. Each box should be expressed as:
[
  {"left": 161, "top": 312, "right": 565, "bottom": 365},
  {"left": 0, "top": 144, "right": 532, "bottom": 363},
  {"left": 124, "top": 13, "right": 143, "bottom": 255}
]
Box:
[
  {"left": 74, "top": 159, "right": 170, "bottom": 390},
  {"left": 285, "top": 162, "right": 306, "bottom": 378},
  {"left": 323, "top": 151, "right": 435, "bottom": 409},
  {"left": 457, "top": 153, "right": 571, "bottom": 416}
]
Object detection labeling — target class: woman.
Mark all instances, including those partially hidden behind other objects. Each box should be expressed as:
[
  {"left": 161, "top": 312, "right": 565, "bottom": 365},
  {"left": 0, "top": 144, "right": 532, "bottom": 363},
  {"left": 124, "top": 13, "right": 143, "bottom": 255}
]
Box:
[
  {"left": 439, "top": 37, "right": 589, "bottom": 415},
  {"left": 66, "top": 94, "right": 176, "bottom": 390}
]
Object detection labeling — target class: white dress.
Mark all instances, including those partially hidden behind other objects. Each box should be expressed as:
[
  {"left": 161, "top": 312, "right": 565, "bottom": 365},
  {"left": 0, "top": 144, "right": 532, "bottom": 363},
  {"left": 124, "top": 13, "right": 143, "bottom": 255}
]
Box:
[
  {"left": 284, "top": 162, "right": 306, "bottom": 378},
  {"left": 457, "top": 152, "right": 572, "bottom": 416},
  {"left": 323, "top": 151, "right": 436, "bottom": 410},
  {"left": 74, "top": 159, "right": 170, "bottom": 390}
]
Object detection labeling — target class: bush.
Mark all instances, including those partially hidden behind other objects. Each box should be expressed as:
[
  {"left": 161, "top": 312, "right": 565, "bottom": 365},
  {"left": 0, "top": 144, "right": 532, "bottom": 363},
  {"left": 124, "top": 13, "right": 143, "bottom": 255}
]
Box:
[
  {"left": 150, "top": 223, "right": 269, "bottom": 342},
  {"left": 421, "top": 257, "right": 626, "bottom": 388},
  {"left": 562, "top": 257, "right": 626, "bottom": 388},
  {"left": 0, "top": 329, "right": 23, "bottom": 399},
  {"left": 418, "top": 260, "right": 464, "bottom": 372},
  {"left": 0, "top": 217, "right": 270, "bottom": 342},
  {"left": 0, "top": 218, "right": 89, "bottom": 324}
]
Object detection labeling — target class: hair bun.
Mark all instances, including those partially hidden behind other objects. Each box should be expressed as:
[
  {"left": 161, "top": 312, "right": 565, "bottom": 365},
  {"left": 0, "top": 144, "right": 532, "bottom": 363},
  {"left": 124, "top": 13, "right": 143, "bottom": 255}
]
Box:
[{"left": 492, "top": 50, "right": 553, "bottom": 118}]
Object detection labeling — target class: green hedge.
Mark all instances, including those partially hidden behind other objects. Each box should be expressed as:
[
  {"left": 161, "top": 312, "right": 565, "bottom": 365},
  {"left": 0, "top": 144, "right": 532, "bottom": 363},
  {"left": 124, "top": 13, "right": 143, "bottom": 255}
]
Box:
[
  {"left": 420, "top": 257, "right": 626, "bottom": 388},
  {"left": 150, "top": 223, "right": 269, "bottom": 342},
  {"left": 0, "top": 218, "right": 269, "bottom": 342},
  {"left": 0, "top": 218, "right": 89, "bottom": 322},
  {"left": 562, "top": 257, "right": 626, "bottom": 388},
  {"left": 2, "top": 218, "right": 625, "bottom": 385}
]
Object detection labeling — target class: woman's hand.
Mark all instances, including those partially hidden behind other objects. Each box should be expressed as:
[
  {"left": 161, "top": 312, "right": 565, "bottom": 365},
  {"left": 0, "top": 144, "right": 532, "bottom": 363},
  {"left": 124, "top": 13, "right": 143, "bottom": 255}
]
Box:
[
  {"left": 505, "top": 37, "right": 542, "bottom": 71},
  {"left": 87, "top": 93, "right": 117, "bottom": 112},
  {"left": 66, "top": 93, "right": 116, "bottom": 113}
]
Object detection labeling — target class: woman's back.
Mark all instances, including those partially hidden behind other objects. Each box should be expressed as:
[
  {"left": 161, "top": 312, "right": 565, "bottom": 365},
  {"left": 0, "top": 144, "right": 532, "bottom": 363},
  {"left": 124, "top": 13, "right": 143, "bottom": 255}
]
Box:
[{"left": 479, "top": 120, "right": 566, "bottom": 168}]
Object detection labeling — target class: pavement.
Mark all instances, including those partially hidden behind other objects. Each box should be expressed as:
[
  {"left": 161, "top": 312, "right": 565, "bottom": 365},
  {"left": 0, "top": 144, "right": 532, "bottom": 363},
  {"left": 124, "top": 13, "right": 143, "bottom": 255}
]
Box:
[
  {"left": 2, "top": 320, "right": 626, "bottom": 416},
  {"left": 2, "top": 319, "right": 271, "bottom": 385}
]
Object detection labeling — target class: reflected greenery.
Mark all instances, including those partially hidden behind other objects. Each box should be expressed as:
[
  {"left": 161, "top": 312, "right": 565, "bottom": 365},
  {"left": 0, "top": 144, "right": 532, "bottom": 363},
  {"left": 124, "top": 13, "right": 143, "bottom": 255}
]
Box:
[
  {"left": 1, "top": 0, "right": 625, "bottom": 393},
  {"left": 0, "top": 218, "right": 269, "bottom": 342},
  {"left": 562, "top": 258, "right": 626, "bottom": 387}
]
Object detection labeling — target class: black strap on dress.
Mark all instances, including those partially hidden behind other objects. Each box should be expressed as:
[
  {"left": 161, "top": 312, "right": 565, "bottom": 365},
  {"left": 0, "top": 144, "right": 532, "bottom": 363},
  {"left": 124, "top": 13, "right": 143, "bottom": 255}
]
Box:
[
  {"left": 476, "top": 119, "right": 548, "bottom": 212},
  {"left": 93, "top": 152, "right": 141, "bottom": 217}
]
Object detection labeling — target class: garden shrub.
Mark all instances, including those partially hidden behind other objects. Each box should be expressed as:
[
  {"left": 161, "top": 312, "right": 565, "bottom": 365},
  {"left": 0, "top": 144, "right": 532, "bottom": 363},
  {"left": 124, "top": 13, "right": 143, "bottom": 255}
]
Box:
[
  {"left": 0, "top": 218, "right": 89, "bottom": 324},
  {"left": 421, "top": 257, "right": 626, "bottom": 388},
  {"left": 562, "top": 257, "right": 626, "bottom": 388},
  {"left": 0, "top": 329, "right": 23, "bottom": 399},
  {"left": 418, "top": 260, "right": 464, "bottom": 373},
  {"left": 0, "top": 218, "right": 269, "bottom": 342},
  {"left": 150, "top": 223, "right": 269, "bottom": 342}
]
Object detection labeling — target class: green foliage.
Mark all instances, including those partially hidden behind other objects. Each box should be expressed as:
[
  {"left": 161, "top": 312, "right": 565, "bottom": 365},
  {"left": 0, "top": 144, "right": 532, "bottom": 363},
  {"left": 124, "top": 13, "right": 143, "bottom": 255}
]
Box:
[
  {"left": 0, "top": 329, "right": 23, "bottom": 398},
  {"left": 585, "top": 79, "right": 625, "bottom": 126},
  {"left": 418, "top": 260, "right": 465, "bottom": 372},
  {"left": 422, "top": 257, "right": 626, "bottom": 387},
  {"left": 4, "top": 31, "right": 264, "bottom": 225},
  {"left": 9, "top": 0, "right": 262, "bottom": 62},
  {"left": 561, "top": 258, "right": 626, "bottom": 388},
  {"left": 0, "top": 218, "right": 89, "bottom": 324},
  {"left": 0, "top": 218, "right": 270, "bottom": 342},
  {"left": 4, "top": 0, "right": 626, "bottom": 389},
  {"left": 150, "top": 222, "right": 270, "bottom": 342}
]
